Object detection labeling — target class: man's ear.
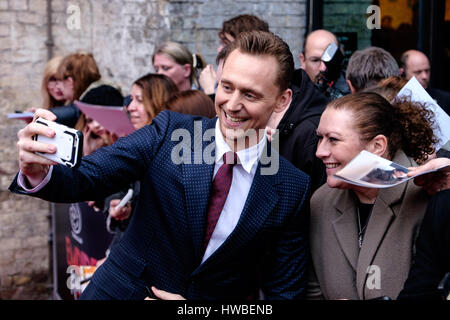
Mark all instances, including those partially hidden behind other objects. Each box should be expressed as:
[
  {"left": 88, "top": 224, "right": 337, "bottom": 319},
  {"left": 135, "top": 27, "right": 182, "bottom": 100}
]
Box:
[
  {"left": 346, "top": 79, "right": 356, "bottom": 94},
  {"left": 299, "top": 53, "right": 306, "bottom": 69},
  {"left": 274, "top": 88, "right": 293, "bottom": 113},
  {"left": 365, "top": 134, "right": 388, "bottom": 157},
  {"left": 398, "top": 67, "right": 405, "bottom": 77}
]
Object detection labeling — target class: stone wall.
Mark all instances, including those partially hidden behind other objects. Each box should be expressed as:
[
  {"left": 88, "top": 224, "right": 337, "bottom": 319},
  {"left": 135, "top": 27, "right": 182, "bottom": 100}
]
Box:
[
  {"left": 0, "top": 0, "right": 53, "bottom": 300},
  {"left": 0, "top": 0, "right": 308, "bottom": 299}
]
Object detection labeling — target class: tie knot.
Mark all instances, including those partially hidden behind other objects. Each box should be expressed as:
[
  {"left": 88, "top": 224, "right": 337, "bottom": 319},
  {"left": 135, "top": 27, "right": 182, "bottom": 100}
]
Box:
[{"left": 223, "top": 152, "right": 238, "bottom": 166}]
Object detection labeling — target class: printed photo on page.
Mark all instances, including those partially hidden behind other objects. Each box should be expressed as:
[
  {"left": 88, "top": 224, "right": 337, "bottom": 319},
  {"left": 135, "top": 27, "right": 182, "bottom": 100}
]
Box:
[{"left": 334, "top": 150, "right": 449, "bottom": 188}]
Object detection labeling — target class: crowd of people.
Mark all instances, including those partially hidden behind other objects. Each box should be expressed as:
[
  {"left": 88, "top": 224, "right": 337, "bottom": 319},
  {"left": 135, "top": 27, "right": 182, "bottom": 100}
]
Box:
[{"left": 9, "top": 14, "right": 450, "bottom": 300}]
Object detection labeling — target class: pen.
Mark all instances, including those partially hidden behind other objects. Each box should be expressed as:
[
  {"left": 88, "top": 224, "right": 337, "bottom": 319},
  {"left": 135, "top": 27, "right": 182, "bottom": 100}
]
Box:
[{"left": 116, "top": 188, "right": 133, "bottom": 209}]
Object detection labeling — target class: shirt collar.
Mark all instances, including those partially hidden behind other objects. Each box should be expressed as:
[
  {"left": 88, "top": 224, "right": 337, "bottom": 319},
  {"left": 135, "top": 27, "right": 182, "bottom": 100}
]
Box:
[{"left": 214, "top": 120, "right": 267, "bottom": 174}]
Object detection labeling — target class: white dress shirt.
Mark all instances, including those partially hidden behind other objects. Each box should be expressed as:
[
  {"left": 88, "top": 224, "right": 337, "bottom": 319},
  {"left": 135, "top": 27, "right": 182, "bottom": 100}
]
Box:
[{"left": 201, "top": 121, "right": 266, "bottom": 263}]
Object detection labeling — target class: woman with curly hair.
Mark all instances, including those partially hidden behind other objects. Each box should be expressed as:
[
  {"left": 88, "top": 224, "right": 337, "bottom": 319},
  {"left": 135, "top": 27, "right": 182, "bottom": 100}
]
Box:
[{"left": 308, "top": 92, "right": 436, "bottom": 300}]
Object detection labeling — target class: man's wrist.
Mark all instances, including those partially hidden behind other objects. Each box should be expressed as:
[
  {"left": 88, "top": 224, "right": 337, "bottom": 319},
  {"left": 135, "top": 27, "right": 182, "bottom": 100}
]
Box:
[
  {"left": 18, "top": 166, "right": 53, "bottom": 192},
  {"left": 26, "top": 167, "right": 49, "bottom": 188}
]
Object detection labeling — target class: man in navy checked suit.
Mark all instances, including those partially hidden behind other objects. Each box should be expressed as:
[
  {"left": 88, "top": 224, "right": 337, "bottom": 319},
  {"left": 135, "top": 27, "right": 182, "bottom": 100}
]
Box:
[{"left": 10, "top": 31, "right": 310, "bottom": 300}]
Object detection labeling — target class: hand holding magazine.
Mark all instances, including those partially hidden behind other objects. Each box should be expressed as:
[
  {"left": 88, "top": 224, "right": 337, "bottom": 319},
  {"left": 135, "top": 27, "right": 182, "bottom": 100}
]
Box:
[{"left": 334, "top": 150, "right": 450, "bottom": 188}]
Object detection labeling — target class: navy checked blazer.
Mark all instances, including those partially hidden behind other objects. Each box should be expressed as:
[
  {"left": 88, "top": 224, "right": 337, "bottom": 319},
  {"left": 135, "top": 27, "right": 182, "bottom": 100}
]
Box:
[{"left": 9, "top": 111, "right": 311, "bottom": 300}]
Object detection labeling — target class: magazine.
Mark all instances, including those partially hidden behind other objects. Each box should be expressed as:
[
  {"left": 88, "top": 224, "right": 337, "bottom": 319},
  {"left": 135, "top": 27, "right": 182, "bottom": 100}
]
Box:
[
  {"left": 334, "top": 150, "right": 450, "bottom": 188},
  {"left": 74, "top": 101, "right": 135, "bottom": 137},
  {"left": 7, "top": 112, "right": 34, "bottom": 120}
]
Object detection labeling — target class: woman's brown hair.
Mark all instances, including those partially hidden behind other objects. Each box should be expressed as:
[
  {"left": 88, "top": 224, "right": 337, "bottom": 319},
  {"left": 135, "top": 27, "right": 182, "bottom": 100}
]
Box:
[
  {"left": 327, "top": 92, "right": 436, "bottom": 163},
  {"left": 167, "top": 90, "right": 216, "bottom": 118},
  {"left": 56, "top": 52, "right": 101, "bottom": 101},
  {"left": 363, "top": 76, "right": 408, "bottom": 102},
  {"left": 133, "top": 73, "right": 179, "bottom": 121}
]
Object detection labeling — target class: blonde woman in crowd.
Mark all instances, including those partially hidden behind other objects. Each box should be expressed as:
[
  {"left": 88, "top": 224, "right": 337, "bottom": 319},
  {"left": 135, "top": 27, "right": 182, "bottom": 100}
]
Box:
[
  {"left": 152, "top": 41, "right": 205, "bottom": 92},
  {"left": 41, "top": 56, "right": 66, "bottom": 109}
]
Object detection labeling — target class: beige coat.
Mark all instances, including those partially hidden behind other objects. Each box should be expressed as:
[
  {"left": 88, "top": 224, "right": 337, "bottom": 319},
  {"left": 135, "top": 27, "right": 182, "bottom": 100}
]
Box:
[{"left": 308, "top": 151, "right": 429, "bottom": 300}]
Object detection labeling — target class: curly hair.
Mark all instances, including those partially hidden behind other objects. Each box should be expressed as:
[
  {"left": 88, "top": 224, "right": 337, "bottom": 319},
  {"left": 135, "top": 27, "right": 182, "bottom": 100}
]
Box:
[{"left": 327, "top": 92, "right": 436, "bottom": 163}]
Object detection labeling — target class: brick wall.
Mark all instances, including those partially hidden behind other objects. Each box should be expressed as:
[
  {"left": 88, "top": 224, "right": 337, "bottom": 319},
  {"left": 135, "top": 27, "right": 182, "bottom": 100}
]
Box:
[
  {"left": 0, "top": 0, "right": 53, "bottom": 300},
  {"left": 0, "top": 0, "right": 307, "bottom": 299}
]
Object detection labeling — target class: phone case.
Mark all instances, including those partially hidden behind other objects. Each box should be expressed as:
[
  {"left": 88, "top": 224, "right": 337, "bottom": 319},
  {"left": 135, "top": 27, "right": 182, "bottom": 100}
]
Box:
[{"left": 33, "top": 117, "right": 83, "bottom": 168}]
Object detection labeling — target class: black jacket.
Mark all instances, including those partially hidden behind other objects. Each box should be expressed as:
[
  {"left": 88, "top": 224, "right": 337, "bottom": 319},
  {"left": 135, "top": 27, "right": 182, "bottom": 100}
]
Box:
[
  {"left": 398, "top": 189, "right": 450, "bottom": 300},
  {"left": 427, "top": 87, "right": 450, "bottom": 116},
  {"left": 277, "top": 69, "right": 330, "bottom": 193}
]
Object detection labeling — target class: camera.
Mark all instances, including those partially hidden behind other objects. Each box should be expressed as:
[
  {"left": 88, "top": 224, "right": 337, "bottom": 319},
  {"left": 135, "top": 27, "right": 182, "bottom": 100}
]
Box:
[
  {"left": 316, "top": 42, "right": 345, "bottom": 98},
  {"left": 33, "top": 117, "right": 83, "bottom": 168}
]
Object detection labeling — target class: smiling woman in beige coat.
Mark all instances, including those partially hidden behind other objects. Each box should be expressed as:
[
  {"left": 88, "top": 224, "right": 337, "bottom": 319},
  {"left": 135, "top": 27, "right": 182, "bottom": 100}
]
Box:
[{"left": 308, "top": 92, "right": 436, "bottom": 300}]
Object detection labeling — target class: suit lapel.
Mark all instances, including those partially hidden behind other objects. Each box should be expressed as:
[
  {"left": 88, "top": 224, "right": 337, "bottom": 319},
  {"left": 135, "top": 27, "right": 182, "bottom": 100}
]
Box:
[
  {"left": 183, "top": 117, "right": 216, "bottom": 264},
  {"left": 331, "top": 190, "right": 360, "bottom": 272},
  {"left": 192, "top": 156, "right": 280, "bottom": 275}
]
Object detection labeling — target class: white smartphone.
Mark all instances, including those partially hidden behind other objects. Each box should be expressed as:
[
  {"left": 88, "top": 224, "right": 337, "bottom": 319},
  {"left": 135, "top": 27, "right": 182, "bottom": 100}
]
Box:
[{"left": 33, "top": 117, "right": 83, "bottom": 168}]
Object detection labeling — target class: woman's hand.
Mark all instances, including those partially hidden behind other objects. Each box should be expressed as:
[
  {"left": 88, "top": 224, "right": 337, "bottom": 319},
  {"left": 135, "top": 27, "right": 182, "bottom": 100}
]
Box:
[
  {"left": 109, "top": 199, "right": 132, "bottom": 221},
  {"left": 408, "top": 157, "right": 450, "bottom": 194}
]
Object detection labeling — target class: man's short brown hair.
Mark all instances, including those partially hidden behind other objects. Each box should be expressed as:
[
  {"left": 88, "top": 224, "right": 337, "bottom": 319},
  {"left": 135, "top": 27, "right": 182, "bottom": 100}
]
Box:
[
  {"left": 219, "top": 14, "right": 269, "bottom": 44},
  {"left": 346, "top": 47, "right": 398, "bottom": 92},
  {"left": 223, "top": 31, "right": 294, "bottom": 92}
]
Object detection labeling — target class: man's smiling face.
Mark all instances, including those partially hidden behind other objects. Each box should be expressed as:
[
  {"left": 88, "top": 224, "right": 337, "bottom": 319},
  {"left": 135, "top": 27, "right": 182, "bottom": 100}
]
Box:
[{"left": 215, "top": 49, "right": 284, "bottom": 150}]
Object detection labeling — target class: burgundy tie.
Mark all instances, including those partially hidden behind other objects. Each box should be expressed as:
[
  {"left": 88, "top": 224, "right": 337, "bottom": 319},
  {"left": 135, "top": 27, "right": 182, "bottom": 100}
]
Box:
[{"left": 203, "top": 151, "right": 238, "bottom": 251}]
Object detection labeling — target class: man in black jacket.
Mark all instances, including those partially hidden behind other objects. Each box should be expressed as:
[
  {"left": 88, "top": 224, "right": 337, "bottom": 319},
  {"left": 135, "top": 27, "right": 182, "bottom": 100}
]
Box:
[
  {"left": 268, "top": 68, "right": 329, "bottom": 193},
  {"left": 299, "top": 29, "right": 350, "bottom": 100}
]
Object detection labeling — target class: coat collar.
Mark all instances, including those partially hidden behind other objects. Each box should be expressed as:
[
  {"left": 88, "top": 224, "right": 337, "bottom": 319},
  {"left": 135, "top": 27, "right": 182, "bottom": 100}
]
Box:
[
  {"left": 356, "top": 150, "right": 415, "bottom": 297},
  {"left": 331, "top": 150, "right": 415, "bottom": 297}
]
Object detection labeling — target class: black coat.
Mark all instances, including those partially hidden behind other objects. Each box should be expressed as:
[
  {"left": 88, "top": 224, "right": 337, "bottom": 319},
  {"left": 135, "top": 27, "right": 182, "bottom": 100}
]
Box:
[
  {"left": 277, "top": 69, "right": 330, "bottom": 193},
  {"left": 427, "top": 87, "right": 450, "bottom": 116},
  {"left": 398, "top": 189, "right": 450, "bottom": 300}
]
